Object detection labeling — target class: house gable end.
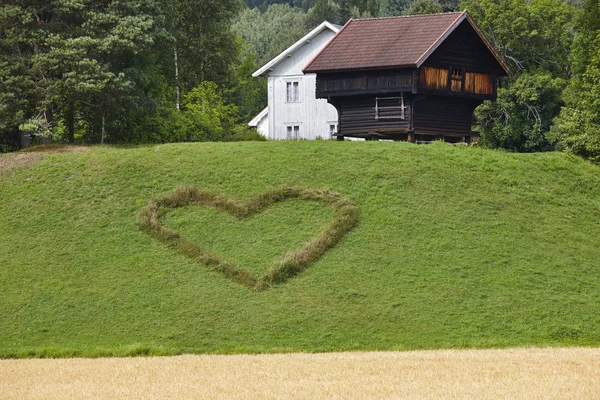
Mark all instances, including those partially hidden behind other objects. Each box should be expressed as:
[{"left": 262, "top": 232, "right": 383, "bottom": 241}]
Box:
[
  {"left": 269, "top": 29, "right": 338, "bottom": 77},
  {"left": 252, "top": 21, "right": 340, "bottom": 77},
  {"left": 420, "top": 18, "right": 509, "bottom": 76}
]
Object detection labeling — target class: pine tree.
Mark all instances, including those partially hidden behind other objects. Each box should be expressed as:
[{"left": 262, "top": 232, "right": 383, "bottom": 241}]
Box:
[{"left": 0, "top": 0, "right": 158, "bottom": 144}]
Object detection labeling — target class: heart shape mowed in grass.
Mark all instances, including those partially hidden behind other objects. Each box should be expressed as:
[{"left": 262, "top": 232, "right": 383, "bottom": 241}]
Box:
[{"left": 139, "top": 186, "right": 358, "bottom": 291}]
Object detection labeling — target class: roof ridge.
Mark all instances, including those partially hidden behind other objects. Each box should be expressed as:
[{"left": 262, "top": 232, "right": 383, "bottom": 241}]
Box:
[{"left": 355, "top": 11, "right": 464, "bottom": 21}]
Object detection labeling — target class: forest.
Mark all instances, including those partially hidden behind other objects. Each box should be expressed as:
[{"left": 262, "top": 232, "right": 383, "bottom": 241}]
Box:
[{"left": 1, "top": 0, "right": 599, "bottom": 161}]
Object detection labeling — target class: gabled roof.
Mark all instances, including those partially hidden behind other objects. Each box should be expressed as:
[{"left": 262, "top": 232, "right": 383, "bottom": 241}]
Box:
[
  {"left": 303, "top": 11, "right": 510, "bottom": 76},
  {"left": 252, "top": 21, "right": 341, "bottom": 77},
  {"left": 248, "top": 107, "right": 268, "bottom": 127}
]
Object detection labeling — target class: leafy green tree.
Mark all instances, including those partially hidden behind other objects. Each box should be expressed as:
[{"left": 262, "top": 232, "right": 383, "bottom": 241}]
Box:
[
  {"left": 306, "top": 0, "right": 368, "bottom": 25},
  {"left": 231, "top": 54, "right": 268, "bottom": 123},
  {"left": 439, "top": 0, "right": 461, "bottom": 11},
  {"left": 477, "top": 72, "right": 567, "bottom": 151},
  {"left": 550, "top": 0, "right": 600, "bottom": 161},
  {"left": 379, "top": 0, "right": 410, "bottom": 16},
  {"left": 183, "top": 82, "right": 239, "bottom": 142},
  {"left": 234, "top": 4, "right": 309, "bottom": 67},
  {"left": 463, "top": 0, "right": 574, "bottom": 76},
  {"left": 462, "top": 0, "right": 575, "bottom": 152},
  {"left": 306, "top": 0, "right": 339, "bottom": 26},
  {"left": 404, "top": 0, "right": 443, "bottom": 15},
  {"left": 157, "top": 0, "right": 242, "bottom": 105},
  {"left": 363, "top": 0, "right": 381, "bottom": 15}
]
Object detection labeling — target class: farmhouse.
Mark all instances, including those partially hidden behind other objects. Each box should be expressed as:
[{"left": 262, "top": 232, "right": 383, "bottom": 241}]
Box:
[
  {"left": 303, "top": 11, "right": 511, "bottom": 142},
  {"left": 250, "top": 21, "right": 341, "bottom": 140}
]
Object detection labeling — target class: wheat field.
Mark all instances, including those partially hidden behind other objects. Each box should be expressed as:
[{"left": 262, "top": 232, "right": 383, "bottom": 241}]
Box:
[{"left": 1, "top": 348, "right": 599, "bottom": 399}]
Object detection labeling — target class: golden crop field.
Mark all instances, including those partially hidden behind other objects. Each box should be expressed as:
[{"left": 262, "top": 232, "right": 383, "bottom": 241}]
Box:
[{"left": 1, "top": 348, "right": 599, "bottom": 399}]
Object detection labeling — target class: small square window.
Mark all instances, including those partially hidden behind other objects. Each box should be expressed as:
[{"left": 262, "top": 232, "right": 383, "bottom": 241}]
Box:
[
  {"left": 451, "top": 68, "right": 464, "bottom": 92},
  {"left": 286, "top": 125, "right": 300, "bottom": 139},
  {"left": 286, "top": 81, "right": 300, "bottom": 103},
  {"left": 329, "top": 124, "right": 338, "bottom": 136}
]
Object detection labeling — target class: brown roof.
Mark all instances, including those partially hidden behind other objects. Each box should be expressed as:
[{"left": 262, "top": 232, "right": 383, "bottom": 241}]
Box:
[{"left": 304, "top": 12, "right": 509, "bottom": 74}]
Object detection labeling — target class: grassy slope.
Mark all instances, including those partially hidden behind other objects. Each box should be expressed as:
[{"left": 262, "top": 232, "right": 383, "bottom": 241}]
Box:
[{"left": 1, "top": 141, "right": 599, "bottom": 358}]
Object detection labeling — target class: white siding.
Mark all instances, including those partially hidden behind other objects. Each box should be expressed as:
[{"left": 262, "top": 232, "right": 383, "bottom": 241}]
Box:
[
  {"left": 256, "top": 113, "right": 269, "bottom": 137},
  {"left": 267, "top": 29, "right": 338, "bottom": 140}
]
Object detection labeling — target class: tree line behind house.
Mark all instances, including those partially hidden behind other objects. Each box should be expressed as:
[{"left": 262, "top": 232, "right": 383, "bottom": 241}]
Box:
[{"left": 1, "top": 0, "right": 599, "bottom": 162}]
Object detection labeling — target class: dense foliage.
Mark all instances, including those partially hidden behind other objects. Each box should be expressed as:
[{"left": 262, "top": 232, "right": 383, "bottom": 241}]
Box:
[
  {"left": 550, "top": 0, "right": 600, "bottom": 161},
  {"left": 0, "top": 0, "right": 597, "bottom": 161},
  {"left": 0, "top": 0, "right": 261, "bottom": 150},
  {"left": 0, "top": 0, "right": 159, "bottom": 148},
  {"left": 462, "top": 0, "right": 575, "bottom": 152}
]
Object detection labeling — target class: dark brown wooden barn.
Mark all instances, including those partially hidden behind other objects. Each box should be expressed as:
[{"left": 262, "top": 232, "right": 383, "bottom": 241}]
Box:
[{"left": 303, "top": 11, "right": 511, "bottom": 142}]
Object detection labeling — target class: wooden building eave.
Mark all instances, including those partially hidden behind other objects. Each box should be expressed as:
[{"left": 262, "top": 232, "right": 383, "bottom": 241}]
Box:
[{"left": 317, "top": 85, "right": 414, "bottom": 98}]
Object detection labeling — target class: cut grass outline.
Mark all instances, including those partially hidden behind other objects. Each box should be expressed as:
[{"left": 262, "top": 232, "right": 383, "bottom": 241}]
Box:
[{"left": 139, "top": 186, "right": 358, "bottom": 291}]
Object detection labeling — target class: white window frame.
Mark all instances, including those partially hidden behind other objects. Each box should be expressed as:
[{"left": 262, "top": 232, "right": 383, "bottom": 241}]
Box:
[
  {"left": 375, "top": 94, "right": 406, "bottom": 120},
  {"left": 328, "top": 122, "right": 338, "bottom": 137},
  {"left": 285, "top": 80, "right": 301, "bottom": 103},
  {"left": 285, "top": 124, "right": 300, "bottom": 139}
]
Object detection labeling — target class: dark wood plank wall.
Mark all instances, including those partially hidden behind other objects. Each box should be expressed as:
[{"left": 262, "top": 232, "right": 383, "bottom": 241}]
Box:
[
  {"left": 424, "top": 21, "right": 505, "bottom": 75},
  {"left": 316, "top": 69, "right": 413, "bottom": 97},
  {"left": 413, "top": 97, "right": 480, "bottom": 136},
  {"left": 336, "top": 94, "right": 412, "bottom": 137}
]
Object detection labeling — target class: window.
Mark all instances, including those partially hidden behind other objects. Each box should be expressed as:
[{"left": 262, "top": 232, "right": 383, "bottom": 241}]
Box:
[
  {"left": 375, "top": 94, "right": 406, "bottom": 120},
  {"left": 286, "top": 125, "right": 300, "bottom": 139},
  {"left": 450, "top": 68, "right": 464, "bottom": 92},
  {"left": 329, "top": 124, "right": 338, "bottom": 137},
  {"left": 286, "top": 81, "right": 300, "bottom": 102}
]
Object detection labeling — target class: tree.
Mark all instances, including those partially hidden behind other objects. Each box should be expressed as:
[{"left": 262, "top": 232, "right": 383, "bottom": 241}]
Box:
[
  {"left": 231, "top": 54, "right": 268, "bottom": 123},
  {"left": 462, "top": 0, "right": 575, "bottom": 152},
  {"left": 477, "top": 72, "right": 567, "bottom": 151},
  {"left": 306, "top": 0, "right": 339, "bottom": 26},
  {"left": 0, "top": 3, "right": 50, "bottom": 146},
  {"left": 463, "top": 0, "right": 574, "bottom": 76},
  {"left": 234, "top": 4, "right": 309, "bottom": 67},
  {"left": 550, "top": 0, "right": 600, "bottom": 161},
  {"left": 157, "top": 0, "right": 242, "bottom": 104},
  {"left": 0, "top": 0, "right": 159, "bottom": 145},
  {"left": 183, "top": 82, "right": 239, "bottom": 142},
  {"left": 403, "top": 0, "right": 443, "bottom": 15},
  {"left": 379, "top": 0, "right": 411, "bottom": 16}
]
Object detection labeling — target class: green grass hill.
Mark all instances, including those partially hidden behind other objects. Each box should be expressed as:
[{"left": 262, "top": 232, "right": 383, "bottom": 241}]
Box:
[{"left": 1, "top": 141, "right": 599, "bottom": 358}]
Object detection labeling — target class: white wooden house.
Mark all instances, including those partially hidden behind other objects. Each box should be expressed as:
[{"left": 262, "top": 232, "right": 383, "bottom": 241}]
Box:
[{"left": 249, "top": 21, "right": 340, "bottom": 140}]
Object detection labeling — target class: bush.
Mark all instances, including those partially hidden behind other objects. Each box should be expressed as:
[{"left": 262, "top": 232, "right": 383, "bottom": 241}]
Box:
[
  {"left": 229, "top": 125, "right": 266, "bottom": 142},
  {"left": 0, "top": 129, "right": 21, "bottom": 153},
  {"left": 128, "top": 106, "right": 189, "bottom": 144}
]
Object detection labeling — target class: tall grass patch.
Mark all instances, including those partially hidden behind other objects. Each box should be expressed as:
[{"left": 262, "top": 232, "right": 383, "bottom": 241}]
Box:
[{"left": 139, "top": 186, "right": 357, "bottom": 290}]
